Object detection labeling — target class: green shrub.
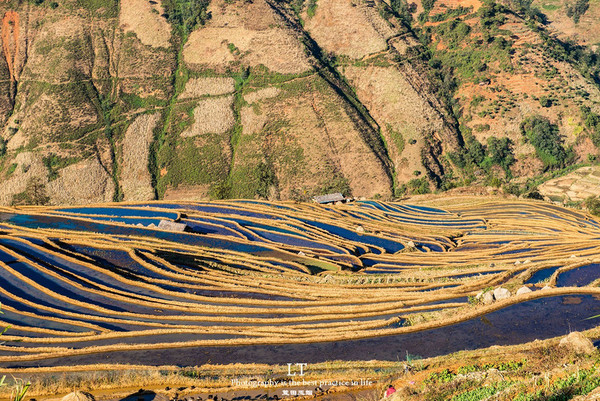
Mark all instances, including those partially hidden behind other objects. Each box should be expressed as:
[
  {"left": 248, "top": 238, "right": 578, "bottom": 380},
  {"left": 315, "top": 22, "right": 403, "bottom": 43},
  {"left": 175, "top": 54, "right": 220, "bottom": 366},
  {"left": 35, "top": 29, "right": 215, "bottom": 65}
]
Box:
[
  {"left": 306, "top": 0, "right": 318, "bottom": 17},
  {"left": 585, "top": 196, "right": 600, "bottom": 216},
  {"left": 451, "top": 382, "right": 512, "bottom": 401},
  {"left": 11, "top": 177, "right": 50, "bottom": 206},
  {"left": 470, "top": 95, "right": 485, "bottom": 108},
  {"left": 42, "top": 154, "right": 79, "bottom": 181},
  {"left": 422, "top": 0, "right": 436, "bottom": 11},
  {"left": 425, "top": 369, "right": 456, "bottom": 384},
  {"left": 255, "top": 161, "right": 277, "bottom": 199},
  {"left": 473, "top": 123, "right": 490, "bottom": 132},
  {"left": 521, "top": 115, "right": 571, "bottom": 169},
  {"left": 407, "top": 177, "right": 431, "bottom": 194},
  {"left": 565, "top": 0, "right": 589, "bottom": 23},
  {"left": 487, "top": 136, "right": 515, "bottom": 174},
  {"left": 162, "top": 0, "right": 211, "bottom": 34}
]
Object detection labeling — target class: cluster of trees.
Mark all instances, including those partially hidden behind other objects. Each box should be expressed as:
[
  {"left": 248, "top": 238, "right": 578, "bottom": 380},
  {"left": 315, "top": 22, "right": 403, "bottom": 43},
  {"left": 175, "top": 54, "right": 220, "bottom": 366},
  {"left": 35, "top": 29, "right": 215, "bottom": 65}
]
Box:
[
  {"left": 581, "top": 106, "right": 600, "bottom": 147},
  {"left": 11, "top": 178, "right": 50, "bottom": 206},
  {"left": 0, "top": 137, "right": 6, "bottom": 158},
  {"left": 585, "top": 196, "right": 600, "bottom": 216},
  {"left": 521, "top": 115, "right": 572, "bottom": 170},
  {"left": 28, "top": 0, "right": 59, "bottom": 7},
  {"left": 448, "top": 134, "right": 516, "bottom": 176},
  {"left": 387, "top": 0, "right": 417, "bottom": 24},
  {"left": 398, "top": 177, "right": 431, "bottom": 196},
  {"left": 422, "top": 0, "right": 436, "bottom": 11},
  {"left": 162, "top": 0, "right": 211, "bottom": 34},
  {"left": 565, "top": 0, "right": 589, "bottom": 23},
  {"left": 478, "top": 1, "right": 507, "bottom": 29}
]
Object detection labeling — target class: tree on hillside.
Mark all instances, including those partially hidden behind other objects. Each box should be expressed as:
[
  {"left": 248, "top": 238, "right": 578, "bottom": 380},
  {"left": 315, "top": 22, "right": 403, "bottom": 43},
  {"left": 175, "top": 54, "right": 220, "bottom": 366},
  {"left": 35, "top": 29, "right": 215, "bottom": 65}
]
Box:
[
  {"left": 566, "top": 0, "right": 589, "bottom": 23},
  {"left": 487, "top": 136, "right": 515, "bottom": 174},
  {"left": 521, "top": 115, "right": 571, "bottom": 170},
  {"left": 162, "top": 0, "right": 211, "bottom": 34},
  {"left": 11, "top": 177, "right": 50, "bottom": 206},
  {"left": 581, "top": 106, "right": 600, "bottom": 148},
  {"left": 448, "top": 134, "right": 515, "bottom": 176},
  {"left": 585, "top": 196, "right": 600, "bottom": 216}
]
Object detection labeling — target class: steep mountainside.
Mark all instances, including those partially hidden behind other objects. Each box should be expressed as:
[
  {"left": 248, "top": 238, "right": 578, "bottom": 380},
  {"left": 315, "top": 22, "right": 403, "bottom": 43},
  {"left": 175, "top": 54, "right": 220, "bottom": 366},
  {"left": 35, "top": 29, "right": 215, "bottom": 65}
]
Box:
[
  {"left": 0, "top": 0, "right": 599, "bottom": 205},
  {"left": 410, "top": 0, "right": 600, "bottom": 184}
]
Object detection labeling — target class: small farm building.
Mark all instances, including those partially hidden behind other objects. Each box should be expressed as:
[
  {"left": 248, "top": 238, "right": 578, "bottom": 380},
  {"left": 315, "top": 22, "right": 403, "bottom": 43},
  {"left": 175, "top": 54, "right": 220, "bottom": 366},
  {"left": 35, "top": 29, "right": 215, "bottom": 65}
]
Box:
[{"left": 313, "top": 193, "right": 346, "bottom": 204}]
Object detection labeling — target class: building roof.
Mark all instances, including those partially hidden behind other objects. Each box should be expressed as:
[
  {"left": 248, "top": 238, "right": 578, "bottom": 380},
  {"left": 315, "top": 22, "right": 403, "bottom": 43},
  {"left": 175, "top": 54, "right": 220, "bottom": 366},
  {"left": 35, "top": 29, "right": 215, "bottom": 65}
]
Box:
[{"left": 313, "top": 193, "right": 345, "bottom": 204}]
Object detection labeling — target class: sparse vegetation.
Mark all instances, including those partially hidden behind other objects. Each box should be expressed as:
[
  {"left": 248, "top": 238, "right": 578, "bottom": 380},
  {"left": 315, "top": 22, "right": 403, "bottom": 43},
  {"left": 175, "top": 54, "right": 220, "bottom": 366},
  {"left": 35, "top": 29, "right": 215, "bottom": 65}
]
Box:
[
  {"left": 0, "top": 0, "right": 599, "bottom": 208},
  {"left": 11, "top": 177, "right": 50, "bottom": 206},
  {"left": 398, "top": 177, "right": 431, "bottom": 195},
  {"left": 584, "top": 196, "right": 600, "bottom": 216},
  {"left": 565, "top": 0, "right": 589, "bottom": 23},
  {"left": 581, "top": 106, "right": 600, "bottom": 148},
  {"left": 42, "top": 154, "right": 79, "bottom": 181}
]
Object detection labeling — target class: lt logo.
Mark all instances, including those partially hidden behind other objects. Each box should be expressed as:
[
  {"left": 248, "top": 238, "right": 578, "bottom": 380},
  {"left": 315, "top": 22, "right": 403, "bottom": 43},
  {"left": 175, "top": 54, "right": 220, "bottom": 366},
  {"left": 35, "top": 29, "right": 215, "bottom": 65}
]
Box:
[{"left": 287, "top": 363, "right": 307, "bottom": 376}]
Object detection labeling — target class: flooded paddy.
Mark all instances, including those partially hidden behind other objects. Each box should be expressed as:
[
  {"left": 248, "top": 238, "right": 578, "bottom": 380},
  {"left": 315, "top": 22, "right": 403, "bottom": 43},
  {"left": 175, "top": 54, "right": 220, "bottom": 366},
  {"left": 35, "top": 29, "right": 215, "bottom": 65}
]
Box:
[{"left": 0, "top": 199, "right": 599, "bottom": 368}]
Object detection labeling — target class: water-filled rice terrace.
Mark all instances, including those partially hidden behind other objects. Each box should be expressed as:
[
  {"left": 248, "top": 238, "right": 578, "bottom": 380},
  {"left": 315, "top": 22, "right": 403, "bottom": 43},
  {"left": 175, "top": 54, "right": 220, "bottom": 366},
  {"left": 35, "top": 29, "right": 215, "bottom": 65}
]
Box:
[{"left": 0, "top": 199, "right": 599, "bottom": 368}]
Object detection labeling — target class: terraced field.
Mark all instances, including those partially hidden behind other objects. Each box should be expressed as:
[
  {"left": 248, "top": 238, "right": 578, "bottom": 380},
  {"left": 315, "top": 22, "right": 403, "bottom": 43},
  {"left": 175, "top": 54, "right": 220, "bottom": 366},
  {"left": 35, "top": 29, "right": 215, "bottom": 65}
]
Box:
[{"left": 0, "top": 199, "right": 599, "bottom": 369}]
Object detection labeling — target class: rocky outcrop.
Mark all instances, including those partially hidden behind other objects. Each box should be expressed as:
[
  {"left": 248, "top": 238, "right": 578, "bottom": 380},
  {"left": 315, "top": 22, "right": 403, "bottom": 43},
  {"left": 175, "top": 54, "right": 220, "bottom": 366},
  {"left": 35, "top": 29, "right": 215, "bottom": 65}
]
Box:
[
  {"left": 493, "top": 287, "right": 511, "bottom": 301},
  {"left": 516, "top": 286, "right": 532, "bottom": 296},
  {"left": 476, "top": 286, "right": 524, "bottom": 304},
  {"left": 61, "top": 391, "right": 95, "bottom": 401},
  {"left": 559, "top": 332, "right": 596, "bottom": 355}
]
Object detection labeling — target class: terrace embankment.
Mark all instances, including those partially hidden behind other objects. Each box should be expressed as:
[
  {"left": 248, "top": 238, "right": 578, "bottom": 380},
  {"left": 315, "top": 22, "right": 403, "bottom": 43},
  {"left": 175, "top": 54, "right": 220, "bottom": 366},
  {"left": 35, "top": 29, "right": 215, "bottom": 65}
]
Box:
[{"left": 0, "top": 198, "right": 598, "bottom": 385}]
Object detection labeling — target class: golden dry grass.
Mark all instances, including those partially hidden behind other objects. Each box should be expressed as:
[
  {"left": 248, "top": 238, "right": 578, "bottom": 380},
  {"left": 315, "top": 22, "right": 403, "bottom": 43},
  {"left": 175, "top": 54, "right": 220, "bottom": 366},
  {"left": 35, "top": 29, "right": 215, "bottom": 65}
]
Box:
[
  {"left": 179, "top": 77, "right": 236, "bottom": 99},
  {"left": 46, "top": 158, "right": 115, "bottom": 205},
  {"left": 163, "top": 184, "right": 212, "bottom": 201},
  {"left": 244, "top": 87, "right": 282, "bottom": 104},
  {"left": 183, "top": 0, "right": 311, "bottom": 73},
  {"left": 120, "top": 113, "right": 160, "bottom": 201},
  {"left": 304, "top": 0, "right": 390, "bottom": 59},
  {"left": 0, "top": 151, "right": 47, "bottom": 205},
  {"left": 238, "top": 76, "right": 393, "bottom": 199},
  {"left": 119, "top": 0, "right": 171, "bottom": 48},
  {"left": 181, "top": 96, "right": 235, "bottom": 137}
]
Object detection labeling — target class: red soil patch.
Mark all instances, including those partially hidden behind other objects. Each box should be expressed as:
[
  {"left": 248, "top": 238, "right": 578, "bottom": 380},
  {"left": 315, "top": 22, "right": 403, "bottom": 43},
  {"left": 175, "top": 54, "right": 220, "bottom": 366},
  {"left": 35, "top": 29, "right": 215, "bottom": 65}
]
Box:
[
  {"left": 2, "top": 10, "right": 19, "bottom": 81},
  {"left": 429, "top": 0, "right": 482, "bottom": 18}
]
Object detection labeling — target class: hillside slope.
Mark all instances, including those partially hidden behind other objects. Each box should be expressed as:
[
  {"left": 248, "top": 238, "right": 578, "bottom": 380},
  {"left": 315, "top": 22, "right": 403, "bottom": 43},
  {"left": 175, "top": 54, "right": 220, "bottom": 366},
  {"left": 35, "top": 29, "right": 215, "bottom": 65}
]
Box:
[{"left": 0, "top": 0, "right": 598, "bottom": 204}]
